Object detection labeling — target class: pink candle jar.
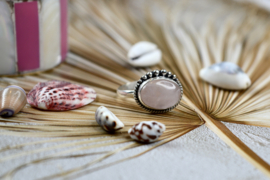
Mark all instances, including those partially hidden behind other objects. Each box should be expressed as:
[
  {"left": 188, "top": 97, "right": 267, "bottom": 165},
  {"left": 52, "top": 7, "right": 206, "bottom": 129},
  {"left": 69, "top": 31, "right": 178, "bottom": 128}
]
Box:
[{"left": 0, "top": 0, "right": 68, "bottom": 76}]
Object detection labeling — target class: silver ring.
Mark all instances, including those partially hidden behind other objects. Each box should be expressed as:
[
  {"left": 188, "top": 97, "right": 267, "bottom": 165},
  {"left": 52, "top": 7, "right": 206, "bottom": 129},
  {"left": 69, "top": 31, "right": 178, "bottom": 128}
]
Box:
[{"left": 117, "top": 70, "right": 183, "bottom": 113}]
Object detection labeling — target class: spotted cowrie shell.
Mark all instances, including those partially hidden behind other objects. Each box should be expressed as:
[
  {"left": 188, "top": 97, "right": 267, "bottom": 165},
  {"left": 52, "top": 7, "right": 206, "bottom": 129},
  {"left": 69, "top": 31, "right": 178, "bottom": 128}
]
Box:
[
  {"left": 95, "top": 106, "right": 124, "bottom": 132},
  {"left": 128, "top": 121, "right": 166, "bottom": 143},
  {"left": 128, "top": 41, "right": 162, "bottom": 67},
  {"left": 199, "top": 62, "right": 251, "bottom": 90}
]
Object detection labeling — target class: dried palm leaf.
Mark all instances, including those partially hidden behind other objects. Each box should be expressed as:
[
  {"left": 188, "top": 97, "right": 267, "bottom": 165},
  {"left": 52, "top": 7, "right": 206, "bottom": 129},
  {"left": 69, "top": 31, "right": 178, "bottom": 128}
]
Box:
[{"left": 0, "top": 0, "right": 270, "bottom": 179}]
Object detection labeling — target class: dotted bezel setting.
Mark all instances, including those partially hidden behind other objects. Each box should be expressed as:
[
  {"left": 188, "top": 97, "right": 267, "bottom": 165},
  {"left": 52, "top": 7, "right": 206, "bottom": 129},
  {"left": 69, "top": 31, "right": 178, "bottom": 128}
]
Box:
[{"left": 134, "top": 70, "right": 184, "bottom": 113}]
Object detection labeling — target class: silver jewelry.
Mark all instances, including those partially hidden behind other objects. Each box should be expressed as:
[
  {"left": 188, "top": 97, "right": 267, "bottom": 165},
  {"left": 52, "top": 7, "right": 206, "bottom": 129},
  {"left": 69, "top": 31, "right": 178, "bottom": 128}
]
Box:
[{"left": 117, "top": 70, "right": 183, "bottom": 113}]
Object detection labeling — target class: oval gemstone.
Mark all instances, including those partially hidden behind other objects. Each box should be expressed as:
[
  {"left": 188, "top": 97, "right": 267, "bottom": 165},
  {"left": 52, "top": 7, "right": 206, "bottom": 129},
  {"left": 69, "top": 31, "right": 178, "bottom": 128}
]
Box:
[{"left": 139, "top": 79, "right": 181, "bottom": 110}]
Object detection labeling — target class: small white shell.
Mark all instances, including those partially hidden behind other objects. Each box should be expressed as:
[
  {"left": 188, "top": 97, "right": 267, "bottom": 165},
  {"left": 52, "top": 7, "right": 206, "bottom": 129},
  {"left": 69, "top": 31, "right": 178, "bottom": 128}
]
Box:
[
  {"left": 95, "top": 106, "right": 124, "bottom": 132},
  {"left": 199, "top": 62, "right": 251, "bottom": 90},
  {"left": 128, "top": 121, "right": 166, "bottom": 143},
  {"left": 128, "top": 41, "right": 162, "bottom": 67}
]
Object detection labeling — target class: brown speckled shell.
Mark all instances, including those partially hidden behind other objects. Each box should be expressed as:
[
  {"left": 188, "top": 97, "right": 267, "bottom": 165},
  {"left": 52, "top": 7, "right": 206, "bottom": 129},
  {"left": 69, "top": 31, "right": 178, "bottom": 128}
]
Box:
[
  {"left": 95, "top": 106, "right": 124, "bottom": 132},
  {"left": 128, "top": 121, "right": 166, "bottom": 143}
]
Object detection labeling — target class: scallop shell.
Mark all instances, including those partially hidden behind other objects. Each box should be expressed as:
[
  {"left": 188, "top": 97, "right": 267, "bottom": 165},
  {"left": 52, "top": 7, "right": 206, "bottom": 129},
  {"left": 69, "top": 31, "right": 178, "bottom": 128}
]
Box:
[
  {"left": 128, "top": 121, "right": 166, "bottom": 143},
  {"left": 199, "top": 62, "right": 251, "bottom": 90},
  {"left": 0, "top": 85, "right": 27, "bottom": 117},
  {"left": 27, "top": 80, "right": 96, "bottom": 111},
  {"left": 95, "top": 106, "right": 124, "bottom": 132},
  {"left": 128, "top": 41, "right": 162, "bottom": 67}
]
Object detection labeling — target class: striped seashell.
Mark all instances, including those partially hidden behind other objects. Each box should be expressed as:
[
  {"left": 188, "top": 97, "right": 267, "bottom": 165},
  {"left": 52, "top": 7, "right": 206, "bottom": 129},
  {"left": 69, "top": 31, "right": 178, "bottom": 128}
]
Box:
[
  {"left": 27, "top": 80, "right": 96, "bottom": 111},
  {"left": 0, "top": 85, "right": 27, "bottom": 117},
  {"left": 95, "top": 106, "right": 124, "bottom": 132},
  {"left": 128, "top": 121, "right": 166, "bottom": 143}
]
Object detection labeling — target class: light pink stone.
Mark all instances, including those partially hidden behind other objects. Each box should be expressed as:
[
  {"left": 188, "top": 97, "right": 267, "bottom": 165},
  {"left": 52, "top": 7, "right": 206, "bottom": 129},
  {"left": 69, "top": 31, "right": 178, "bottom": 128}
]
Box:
[{"left": 139, "top": 79, "right": 181, "bottom": 110}]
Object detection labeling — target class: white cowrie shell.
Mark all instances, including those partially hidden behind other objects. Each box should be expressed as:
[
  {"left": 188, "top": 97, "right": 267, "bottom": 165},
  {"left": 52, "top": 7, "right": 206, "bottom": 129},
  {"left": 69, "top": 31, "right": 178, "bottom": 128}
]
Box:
[
  {"left": 95, "top": 106, "right": 124, "bottom": 132},
  {"left": 128, "top": 121, "right": 165, "bottom": 143},
  {"left": 128, "top": 41, "right": 162, "bottom": 67},
  {"left": 199, "top": 62, "right": 251, "bottom": 90}
]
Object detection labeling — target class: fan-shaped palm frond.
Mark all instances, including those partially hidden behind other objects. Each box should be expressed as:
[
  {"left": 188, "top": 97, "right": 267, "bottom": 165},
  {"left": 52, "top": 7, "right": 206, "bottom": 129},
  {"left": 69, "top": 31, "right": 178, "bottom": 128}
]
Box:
[{"left": 1, "top": 0, "right": 270, "bottom": 179}]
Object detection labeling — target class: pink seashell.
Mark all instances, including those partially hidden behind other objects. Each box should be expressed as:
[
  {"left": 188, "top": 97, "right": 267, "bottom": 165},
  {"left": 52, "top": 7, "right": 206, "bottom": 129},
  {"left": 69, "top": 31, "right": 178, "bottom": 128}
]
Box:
[{"left": 27, "top": 80, "right": 96, "bottom": 111}]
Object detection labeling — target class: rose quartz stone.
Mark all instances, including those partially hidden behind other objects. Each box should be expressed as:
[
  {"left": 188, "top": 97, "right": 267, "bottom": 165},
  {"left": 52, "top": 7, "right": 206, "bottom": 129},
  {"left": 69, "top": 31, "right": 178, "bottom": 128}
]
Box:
[{"left": 139, "top": 79, "right": 181, "bottom": 110}]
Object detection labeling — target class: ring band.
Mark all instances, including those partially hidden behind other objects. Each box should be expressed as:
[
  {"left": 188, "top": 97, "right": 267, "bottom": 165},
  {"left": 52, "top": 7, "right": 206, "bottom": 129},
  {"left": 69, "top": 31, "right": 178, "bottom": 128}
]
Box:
[
  {"left": 117, "top": 70, "right": 183, "bottom": 113},
  {"left": 117, "top": 81, "right": 137, "bottom": 98}
]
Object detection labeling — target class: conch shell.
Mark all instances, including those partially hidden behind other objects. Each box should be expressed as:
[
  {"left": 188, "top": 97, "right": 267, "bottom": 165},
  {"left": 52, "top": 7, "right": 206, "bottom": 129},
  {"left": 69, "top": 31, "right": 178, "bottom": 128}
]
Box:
[{"left": 0, "top": 85, "right": 27, "bottom": 117}]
